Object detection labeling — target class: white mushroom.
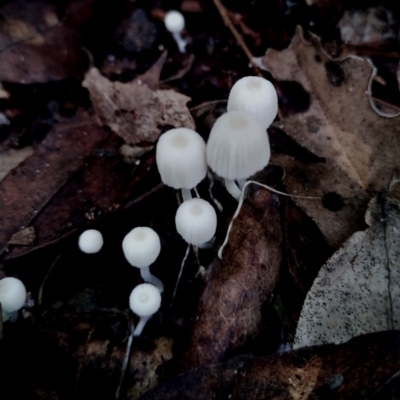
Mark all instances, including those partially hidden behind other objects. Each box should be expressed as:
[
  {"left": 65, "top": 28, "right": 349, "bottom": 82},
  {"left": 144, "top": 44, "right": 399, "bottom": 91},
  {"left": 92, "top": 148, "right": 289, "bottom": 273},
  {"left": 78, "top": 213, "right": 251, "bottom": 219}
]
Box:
[
  {"left": 206, "top": 111, "right": 271, "bottom": 199},
  {"left": 156, "top": 127, "right": 207, "bottom": 202},
  {"left": 129, "top": 283, "right": 161, "bottom": 336},
  {"left": 78, "top": 229, "right": 104, "bottom": 254},
  {"left": 227, "top": 76, "right": 278, "bottom": 130},
  {"left": 175, "top": 198, "right": 217, "bottom": 246},
  {"left": 122, "top": 227, "right": 164, "bottom": 292},
  {"left": 164, "top": 10, "right": 187, "bottom": 53},
  {"left": 0, "top": 277, "right": 26, "bottom": 322}
]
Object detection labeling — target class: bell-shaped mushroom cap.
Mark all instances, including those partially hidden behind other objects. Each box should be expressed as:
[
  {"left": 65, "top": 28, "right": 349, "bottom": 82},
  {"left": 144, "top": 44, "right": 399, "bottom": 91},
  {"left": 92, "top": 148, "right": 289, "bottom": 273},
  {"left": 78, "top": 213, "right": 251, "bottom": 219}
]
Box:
[
  {"left": 78, "top": 229, "right": 103, "bottom": 254},
  {"left": 206, "top": 111, "right": 270, "bottom": 180},
  {"left": 175, "top": 198, "right": 217, "bottom": 245},
  {"left": 156, "top": 128, "right": 207, "bottom": 189},
  {"left": 227, "top": 76, "right": 278, "bottom": 130},
  {"left": 0, "top": 277, "right": 26, "bottom": 313},
  {"left": 164, "top": 10, "right": 185, "bottom": 33},
  {"left": 129, "top": 283, "right": 161, "bottom": 317},
  {"left": 122, "top": 227, "right": 161, "bottom": 268}
]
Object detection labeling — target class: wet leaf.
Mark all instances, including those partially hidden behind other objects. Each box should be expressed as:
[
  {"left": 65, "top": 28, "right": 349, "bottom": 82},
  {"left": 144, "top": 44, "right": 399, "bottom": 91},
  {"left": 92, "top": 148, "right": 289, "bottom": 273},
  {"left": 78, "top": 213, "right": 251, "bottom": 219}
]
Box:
[
  {"left": 142, "top": 330, "right": 400, "bottom": 400},
  {"left": 261, "top": 27, "right": 400, "bottom": 247},
  {"left": 294, "top": 194, "right": 400, "bottom": 348},
  {"left": 0, "top": 0, "right": 90, "bottom": 83},
  {"left": 0, "top": 147, "right": 34, "bottom": 181},
  {"left": 82, "top": 53, "right": 195, "bottom": 146},
  {"left": 0, "top": 111, "right": 107, "bottom": 253},
  {"left": 180, "top": 188, "right": 282, "bottom": 369}
]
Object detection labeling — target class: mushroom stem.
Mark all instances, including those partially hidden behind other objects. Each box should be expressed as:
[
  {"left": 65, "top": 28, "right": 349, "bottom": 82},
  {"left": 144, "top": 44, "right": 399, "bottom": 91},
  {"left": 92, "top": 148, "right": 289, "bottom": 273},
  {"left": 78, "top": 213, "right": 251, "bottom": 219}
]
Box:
[
  {"left": 225, "top": 179, "right": 242, "bottom": 200},
  {"left": 172, "top": 32, "right": 187, "bottom": 53},
  {"left": 181, "top": 188, "right": 192, "bottom": 202},
  {"left": 171, "top": 244, "right": 190, "bottom": 304},
  {"left": 133, "top": 316, "right": 150, "bottom": 336},
  {"left": 140, "top": 267, "right": 164, "bottom": 293}
]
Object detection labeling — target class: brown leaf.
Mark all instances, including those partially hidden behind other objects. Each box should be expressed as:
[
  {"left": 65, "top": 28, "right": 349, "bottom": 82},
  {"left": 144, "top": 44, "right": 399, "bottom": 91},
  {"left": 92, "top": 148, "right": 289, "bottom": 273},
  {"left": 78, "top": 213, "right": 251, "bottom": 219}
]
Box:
[
  {"left": 0, "top": 147, "right": 34, "bottom": 181},
  {"left": 0, "top": 0, "right": 90, "bottom": 83},
  {"left": 294, "top": 194, "right": 400, "bottom": 348},
  {"left": 8, "top": 226, "right": 36, "bottom": 246},
  {"left": 261, "top": 27, "right": 400, "bottom": 247},
  {"left": 0, "top": 111, "right": 107, "bottom": 253},
  {"left": 180, "top": 188, "right": 282, "bottom": 369},
  {"left": 124, "top": 337, "right": 174, "bottom": 400},
  {"left": 82, "top": 53, "right": 195, "bottom": 146},
  {"left": 142, "top": 330, "right": 400, "bottom": 400}
]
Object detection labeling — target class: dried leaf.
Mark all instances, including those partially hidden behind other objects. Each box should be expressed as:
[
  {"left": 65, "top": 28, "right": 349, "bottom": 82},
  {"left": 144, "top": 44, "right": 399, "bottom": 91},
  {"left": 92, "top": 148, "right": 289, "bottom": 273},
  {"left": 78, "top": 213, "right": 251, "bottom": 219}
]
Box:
[
  {"left": 260, "top": 27, "right": 400, "bottom": 247},
  {"left": 0, "top": 111, "right": 107, "bottom": 253},
  {"left": 294, "top": 194, "right": 400, "bottom": 349},
  {"left": 180, "top": 188, "right": 282, "bottom": 369},
  {"left": 82, "top": 54, "right": 195, "bottom": 146},
  {"left": 0, "top": 0, "right": 89, "bottom": 83},
  {"left": 142, "top": 331, "right": 400, "bottom": 400},
  {"left": 8, "top": 226, "right": 36, "bottom": 246}
]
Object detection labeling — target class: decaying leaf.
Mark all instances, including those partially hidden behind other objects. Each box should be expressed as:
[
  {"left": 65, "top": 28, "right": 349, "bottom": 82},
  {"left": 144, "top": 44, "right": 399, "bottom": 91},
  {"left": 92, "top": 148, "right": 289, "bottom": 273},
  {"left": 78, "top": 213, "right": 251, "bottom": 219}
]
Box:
[
  {"left": 0, "top": 0, "right": 89, "bottom": 83},
  {"left": 0, "top": 147, "right": 34, "bottom": 181},
  {"left": 260, "top": 27, "right": 400, "bottom": 247},
  {"left": 8, "top": 226, "right": 36, "bottom": 246},
  {"left": 0, "top": 111, "right": 107, "bottom": 253},
  {"left": 142, "top": 331, "right": 400, "bottom": 400},
  {"left": 180, "top": 188, "right": 282, "bottom": 369},
  {"left": 294, "top": 194, "right": 400, "bottom": 349},
  {"left": 82, "top": 53, "right": 195, "bottom": 146},
  {"left": 124, "top": 337, "right": 174, "bottom": 400}
]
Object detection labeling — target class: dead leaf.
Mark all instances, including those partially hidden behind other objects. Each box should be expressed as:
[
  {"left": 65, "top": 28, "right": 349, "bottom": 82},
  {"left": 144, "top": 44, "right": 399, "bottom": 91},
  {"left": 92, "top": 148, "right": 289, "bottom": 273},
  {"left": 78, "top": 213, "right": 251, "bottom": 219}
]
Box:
[
  {"left": 180, "top": 188, "right": 282, "bottom": 369},
  {"left": 0, "top": 147, "right": 34, "bottom": 181},
  {"left": 0, "top": 111, "right": 107, "bottom": 253},
  {"left": 294, "top": 194, "right": 400, "bottom": 349},
  {"left": 260, "top": 26, "right": 400, "bottom": 247},
  {"left": 8, "top": 226, "right": 36, "bottom": 246},
  {"left": 0, "top": 0, "right": 89, "bottom": 83},
  {"left": 124, "top": 337, "right": 174, "bottom": 400},
  {"left": 142, "top": 330, "right": 400, "bottom": 400},
  {"left": 82, "top": 53, "right": 195, "bottom": 146}
]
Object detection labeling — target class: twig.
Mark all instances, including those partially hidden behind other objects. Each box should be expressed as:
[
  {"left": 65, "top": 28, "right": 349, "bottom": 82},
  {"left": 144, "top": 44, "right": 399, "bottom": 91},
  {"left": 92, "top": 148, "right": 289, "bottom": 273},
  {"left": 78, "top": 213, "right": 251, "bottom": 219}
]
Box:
[{"left": 212, "top": 0, "right": 262, "bottom": 77}]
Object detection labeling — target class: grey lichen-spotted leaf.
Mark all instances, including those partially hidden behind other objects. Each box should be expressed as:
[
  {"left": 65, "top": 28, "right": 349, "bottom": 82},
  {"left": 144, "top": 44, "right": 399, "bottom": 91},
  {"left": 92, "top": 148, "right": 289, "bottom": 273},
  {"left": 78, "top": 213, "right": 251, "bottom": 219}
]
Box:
[{"left": 294, "top": 194, "right": 400, "bottom": 349}]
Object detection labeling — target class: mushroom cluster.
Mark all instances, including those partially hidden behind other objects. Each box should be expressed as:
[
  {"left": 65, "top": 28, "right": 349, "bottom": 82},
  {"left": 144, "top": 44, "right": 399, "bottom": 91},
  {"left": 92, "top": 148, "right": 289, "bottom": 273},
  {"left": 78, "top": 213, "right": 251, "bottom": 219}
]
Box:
[{"left": 75, "top": 74, "right": 277, "bottom": 338}]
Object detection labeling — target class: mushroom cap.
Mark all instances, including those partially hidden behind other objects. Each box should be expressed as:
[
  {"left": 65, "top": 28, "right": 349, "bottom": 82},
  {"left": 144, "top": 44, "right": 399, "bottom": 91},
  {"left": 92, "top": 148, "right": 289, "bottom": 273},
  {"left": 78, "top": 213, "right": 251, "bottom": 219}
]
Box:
[
  {"left": 175, "top": 198, "right": 217, "bottom": 245},
  {"left": 156, "top": 128, "right": 207, "bottom": 189},
  {"left": 0, "top": 277, "right": 26, "bottom": 313},
  {"left": 129, "top": 283, "right": 161, "bottom": 317},
  {"left": 164, "top": 10, "right": 185, "bottom": 33},
  {"left": 122, "top": 227, "right": 161, "bottom": 268},
  {"left": 227, "top": 76, "right": 278, "bottom": 130},
  {"left": 78, "top": 229, "right": 104, "bottom": 254},
  {"left": 206, "top": 111, "right": 270, "bottom": 180}
]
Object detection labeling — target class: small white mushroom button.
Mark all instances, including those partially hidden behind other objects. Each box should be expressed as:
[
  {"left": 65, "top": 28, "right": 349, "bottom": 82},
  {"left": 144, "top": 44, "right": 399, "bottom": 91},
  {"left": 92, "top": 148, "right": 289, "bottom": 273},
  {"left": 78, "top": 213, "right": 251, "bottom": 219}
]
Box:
[
  {"left": 122, "top": 227, "right": 164, "bottom": 292},
  {"left": 164, "top": 10, "right": 187, "bottom": 53},
  {"left": 78, "top": 229, "right": 103, "bottom": 254},
  {"left": 0, "top": 277, "right": 27, "bottom": 322},
  {"left": 227, "top": 76, "right": 278, "bottom": 130},
  {"left": 129, "top": 283, "right": 161, "bottom": 336}
]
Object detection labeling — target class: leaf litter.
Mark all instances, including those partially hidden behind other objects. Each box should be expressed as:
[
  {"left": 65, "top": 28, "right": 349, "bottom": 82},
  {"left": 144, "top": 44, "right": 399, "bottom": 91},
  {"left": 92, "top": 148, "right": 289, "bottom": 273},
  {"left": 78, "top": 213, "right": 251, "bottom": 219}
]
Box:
[
  {"left": 294, "top": 193, "right": 400, "bottom": 348},
  {"left": 260, "top": 26, "right": 400, "bottom": 247}
]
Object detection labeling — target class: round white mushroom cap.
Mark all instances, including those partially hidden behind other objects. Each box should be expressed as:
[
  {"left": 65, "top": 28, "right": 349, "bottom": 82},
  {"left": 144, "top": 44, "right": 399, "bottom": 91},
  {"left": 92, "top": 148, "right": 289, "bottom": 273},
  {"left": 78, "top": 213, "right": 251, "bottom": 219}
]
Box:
[
  {"left": 122, "top": 227, "right": 161, "bottom": 268},
  {"left": 175, "top": 198, "right": 217, "bottom": 245},
  {"left": 0, "top": 277, "right": 26, "bottom": 313},
  {"left": 129, "top": 283, "right": 161, "bottom": 317},
  {"left": 156, "top": 128, "right": 207, "bottom": 189},
  {"left": 78, "top": 229, "right": 104, "bottom": 254},
  {"left": 227, "top": 76, "right": 278, "bottom": 130},
  {"left": 206, "top": 111, "right": 271, "bottom": 180},
  {"left": 164, "top": 10, "right": 185, "bottom": 33}
]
